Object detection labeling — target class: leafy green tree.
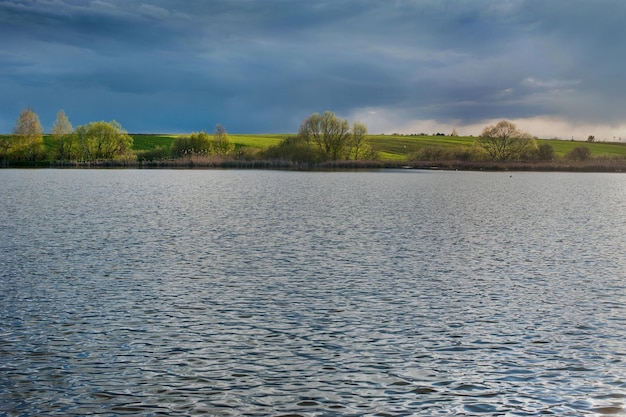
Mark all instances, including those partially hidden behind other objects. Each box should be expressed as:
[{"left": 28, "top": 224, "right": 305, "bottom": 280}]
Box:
[
  {"left": 299, "top": 111, "right": 351, "bottom": 160},
  {"left": 291, "top": 112, "right": 377, "bottom": 161},
  {"left": 56, "top": 132, "right": 83, "bottom": 161},
  {"left": 348, "top": 121, "right": 369, "bottom": 160},
  {"left": 213, "top": 124, "right": 234, "bottom": 155},
  {"left": 0, "top": 136, "right": 10, "bottom": 165},
  {"left": 188, "top": 131, "right": 212, "bottom": 155},
  {"left": 73, "top": 120, "right": 133, "bottom": 161},
  {"left": 171, "top": 131, "right": 213, "bottom": 157},
  {"left": 12, "top": 107, "right": 45, "bottom": 161},
  {"left": 51, "top": 110, "right": 74, "bottom": 160},
  {"left": 477, "top": 120, "right": 536, "bottom": 161}
]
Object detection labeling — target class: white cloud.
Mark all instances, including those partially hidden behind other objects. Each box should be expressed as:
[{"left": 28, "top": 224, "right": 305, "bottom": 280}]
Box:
[
  {"left": 90, "top": 0, "right": 116, "bottom": 11},
  {"left": 350, "top": 107, "right": 626, "bottom": 141},
  {"left": 523, "top": 78, "right": 581, "bottom": 90},
  {"left": 509, "top": 116, "right": 626, "bottom": 141},
  {"left": 138, "top": 3, "right": 170, "bottom": 19}
]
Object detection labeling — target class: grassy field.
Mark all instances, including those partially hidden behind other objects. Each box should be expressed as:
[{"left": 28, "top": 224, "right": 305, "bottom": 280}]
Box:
[
  {"left": 29, "top": 133, "right": 626, "bottom": 161},
  {"left": 130, "top": 134, "right": 178, "bottom": 151},
  {"left": 133, "top": 133, "right": 626, "bottom": 158},
  {"left": 367, "top": 135, "right": 476, "bottom": 160},
  {"left": 228, "top": 134, "right": 288, "bottom": 149},
  {"left": 129, "top": 133, "right": 287, "bottom": 151},
  {"left": 540, "top": 138, "right": 626, "bottom": 157},
  {"left": 369, "top": 135, "right": 626, "bottom": 159}
]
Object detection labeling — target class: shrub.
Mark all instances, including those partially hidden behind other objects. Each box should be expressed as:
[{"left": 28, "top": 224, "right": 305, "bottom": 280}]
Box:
[
  {"left": 233, "top": 147, "right": 262, "bottom": 161},
  {"left": 213, "top": 124, "right": 234, "bottom": 156},
  {"left": 71, "top": 120, "right": 133, "bottom": 161},
  {"left": 566, "top": 146, "right": 592, "bottom": 161},
  {"left": 450, "top": 146, "right": 478, "bottom": 161},
  {"left": 171, "top": 131, "right": 212, "bottom": 157},
  {"left": 137, "top": 146, "right": 170, "bottom": 161},
  {"left": 535, "top": 143, "right": 555, "bottom": 161},
  {"left": 410, "top": 146, "right": 453, "bottom": 161},
  {"left": 409, "top": 145, "right": 485, "bottom": 162},
  {"left": 263, "top": 136, "right": 323, "bottom": 164}
]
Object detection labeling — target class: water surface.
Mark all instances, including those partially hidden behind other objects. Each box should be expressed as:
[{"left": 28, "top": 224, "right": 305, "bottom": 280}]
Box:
[{"left": 1, "top": 169, "right": 625, "bottom": 416}]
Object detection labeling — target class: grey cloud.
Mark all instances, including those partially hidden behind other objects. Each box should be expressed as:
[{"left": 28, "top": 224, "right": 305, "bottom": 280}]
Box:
[{"left": 2, "top": 0, "right": 626, "bottom": 133}]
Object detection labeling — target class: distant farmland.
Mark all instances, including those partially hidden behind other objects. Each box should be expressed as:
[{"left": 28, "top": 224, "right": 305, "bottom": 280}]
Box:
[{"left": 127, "top": 133, "right": 626, "bottom": 160}]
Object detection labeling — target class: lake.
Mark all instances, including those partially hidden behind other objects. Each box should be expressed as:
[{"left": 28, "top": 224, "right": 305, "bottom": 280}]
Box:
[{"left": 1, "top": 169, "right": 625, "bottom": 416}]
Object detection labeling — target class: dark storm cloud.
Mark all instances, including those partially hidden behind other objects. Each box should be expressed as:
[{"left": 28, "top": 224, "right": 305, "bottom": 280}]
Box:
[{"left": 1, "top": 0, "right": 626, "bottom": 134}]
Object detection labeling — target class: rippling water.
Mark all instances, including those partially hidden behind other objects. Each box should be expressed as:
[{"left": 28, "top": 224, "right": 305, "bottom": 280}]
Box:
[{"left": 1, "top": 169, "right": 626, "bottom": 416}]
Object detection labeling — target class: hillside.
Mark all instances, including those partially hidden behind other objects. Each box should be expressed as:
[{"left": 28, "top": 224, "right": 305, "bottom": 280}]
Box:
[{"left": 127, "top": 133, "right": 626, "bottom": 160}]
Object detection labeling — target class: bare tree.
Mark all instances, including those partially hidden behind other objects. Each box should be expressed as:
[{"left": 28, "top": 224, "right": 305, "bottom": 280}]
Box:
[
  {"left": 477, "top": 120, "right": 536, "bottom": 161},
  {"left": 52, "top": 110, "right": 73, "bottom": 136},
  {"left": 13, "top": 107, "right": 45, "bottom": 161}
]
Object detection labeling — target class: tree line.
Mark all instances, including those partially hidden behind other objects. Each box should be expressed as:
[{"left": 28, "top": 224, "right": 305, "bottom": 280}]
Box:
[
  {"left": 1, "top": 108, "right": 134, "bottom": 164},
  {"left": 263, "top": 111, "right": 378, "bottom": 164},
  {"left": 0, "top": 108, "right": 379, "bottom": 165},
  {"left": 0, "top": 108, "right": 239, "bottom": 165},
  {"left": 0, "top": 108, "right": 605, "bottom": 167},
  {"left": 143, "top": 111, "right": 378, "bottom": 164},
  {"left": 410, "top": 120, "right": 597, "bottom": 163}
]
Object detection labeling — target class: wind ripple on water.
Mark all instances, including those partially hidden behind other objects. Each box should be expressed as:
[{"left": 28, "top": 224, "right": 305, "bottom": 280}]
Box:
[{"left": 1, "top": 169, "right": 625, "bottom": 416}]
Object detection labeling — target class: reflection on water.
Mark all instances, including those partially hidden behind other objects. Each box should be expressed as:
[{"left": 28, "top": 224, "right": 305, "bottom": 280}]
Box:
[{"left": 1, "top": 169, "right": 625, "bottom": 416}]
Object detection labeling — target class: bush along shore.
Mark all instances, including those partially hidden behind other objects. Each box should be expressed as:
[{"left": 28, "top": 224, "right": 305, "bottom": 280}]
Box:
[
  {"left": 42, "top": 156, "right": 626, "bottom": 172},
  {"left": 2, "top": 108, "right": 626, "bottom": 171},
  {"left": 48, "top": 156, "right": 388, "bottom": 170}
]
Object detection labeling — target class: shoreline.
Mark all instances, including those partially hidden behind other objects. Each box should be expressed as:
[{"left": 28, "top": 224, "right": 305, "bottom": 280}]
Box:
[{"left": 2, "top": 158, "right": 625, "bottom": 172}]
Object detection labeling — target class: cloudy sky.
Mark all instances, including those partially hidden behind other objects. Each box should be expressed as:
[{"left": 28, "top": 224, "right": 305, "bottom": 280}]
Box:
[{"left": 1, "top": 0, "right": 625, "bottom": 139}]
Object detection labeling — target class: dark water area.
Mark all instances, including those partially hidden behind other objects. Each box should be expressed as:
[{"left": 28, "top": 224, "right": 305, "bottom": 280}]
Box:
[{"left": 1, "top": 169, "right": 625, "bottom": 416}]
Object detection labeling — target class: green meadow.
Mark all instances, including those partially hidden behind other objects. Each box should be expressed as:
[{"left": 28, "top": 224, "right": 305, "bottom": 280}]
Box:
[
  {"left": 37, "top": 133, "right": 626, "bottom": 157},
  {"left": 33, "top": 132, "right": 626, "bottom": 160},
  {"left": 22, "top": 134, "right": 626, "bottom": 166},
  {"left": 125, "top": 133, "right": 626, "bottom": 160},
  {"left": 367, "top": 135, "right": 626, "bottom": 160},
  {"left": 540, "top": 138, "right": 626, "bottom": 158},
  {"left": 128, "top": 134, "right": 179, "bottom": 151},
  {"left": 227, "top": 134, "right": 287, "bottom": 149},
  {"left": 367, "top": 135, "right": 476, "bottom": 160},
  {"left": 123, "top": 133, "right": 286, "bottom": 152}
]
